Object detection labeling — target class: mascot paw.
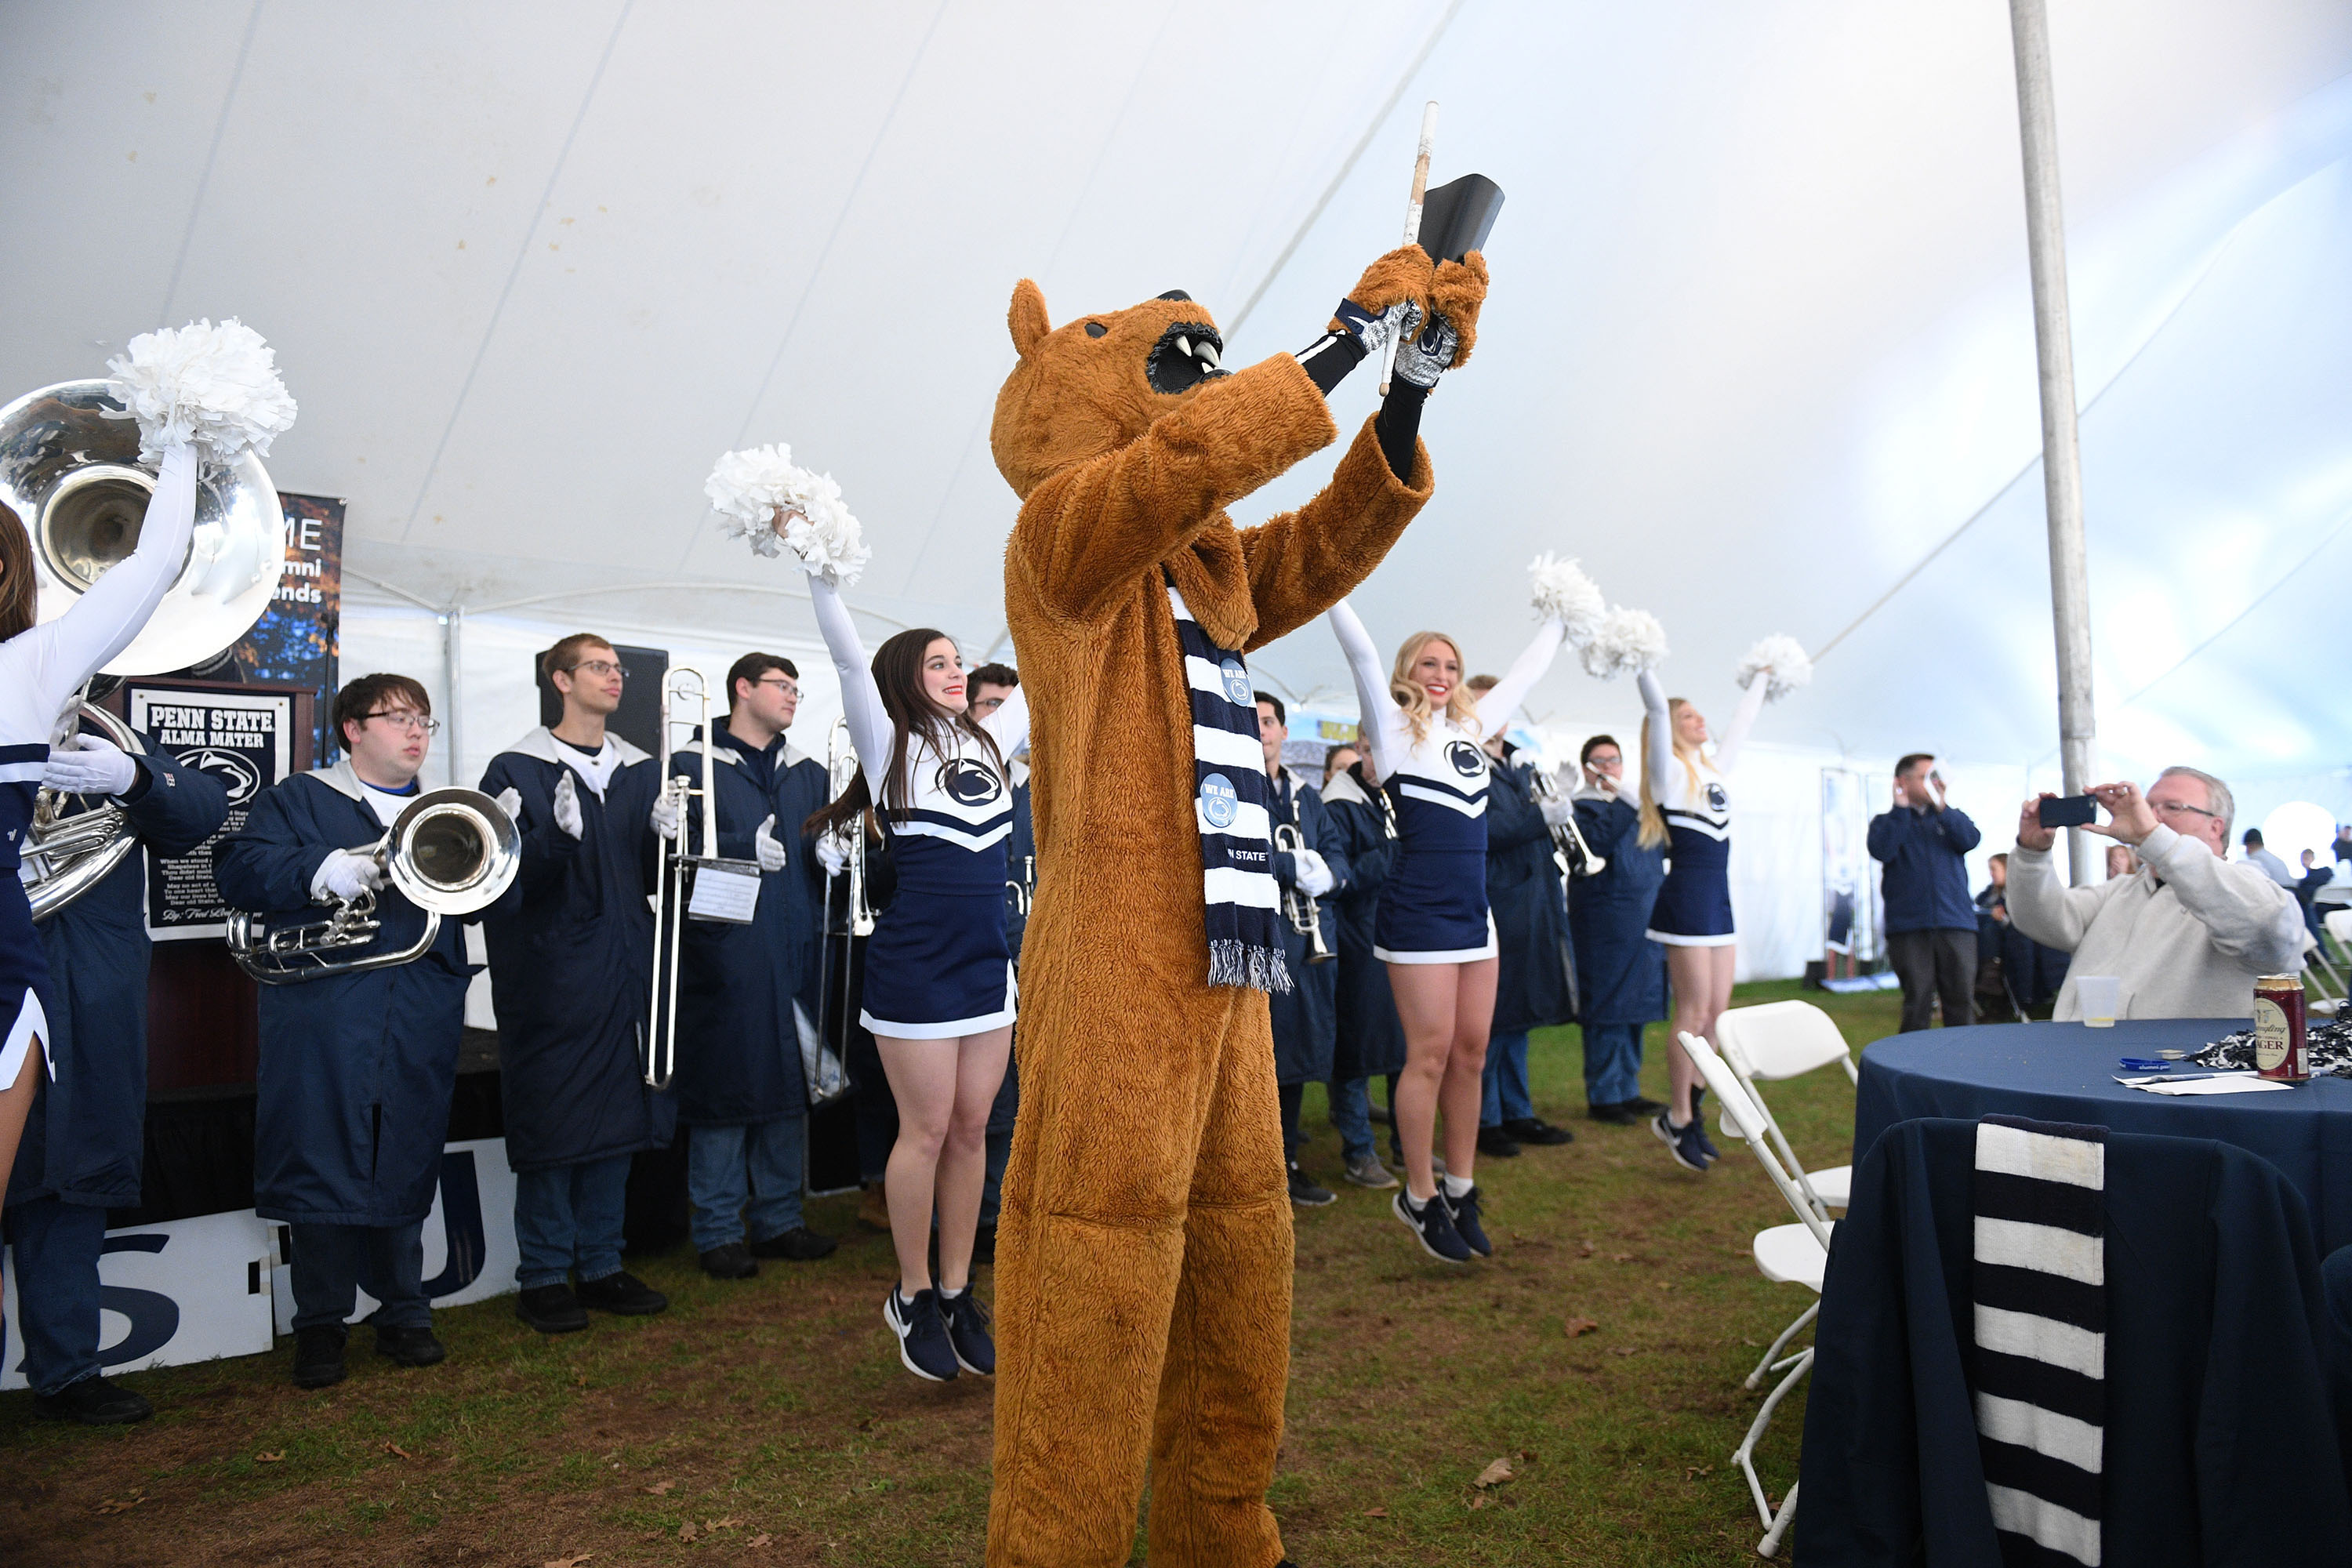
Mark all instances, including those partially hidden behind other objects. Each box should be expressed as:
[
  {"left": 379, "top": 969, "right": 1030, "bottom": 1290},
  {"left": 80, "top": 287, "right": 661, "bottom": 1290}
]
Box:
[
  {"left": 1430, "top": 249, "right": 1488, "bottom": 367},
  {"left": 1330, "top": 245, "right": 1436, "bottom": 335}
]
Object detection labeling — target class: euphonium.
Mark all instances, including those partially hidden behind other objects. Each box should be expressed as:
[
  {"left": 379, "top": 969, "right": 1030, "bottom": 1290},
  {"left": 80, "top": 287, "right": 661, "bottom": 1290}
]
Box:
[
  {"left": 227, "top": 789, "right": 520, "bottom": 983},
  {"left": 2, "top": 379, "right": 288, "bottom": 920},
  {"left": 1272, "top": 821, "right": 1335, "bottom": 964},
  {"left": 1527, "top": 765, "right": 1606, "bottom": 880}
]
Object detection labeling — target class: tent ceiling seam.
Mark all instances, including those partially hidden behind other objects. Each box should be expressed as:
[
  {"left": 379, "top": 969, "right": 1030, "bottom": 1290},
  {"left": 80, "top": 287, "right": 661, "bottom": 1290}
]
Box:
[
  {"left": 396, "top": 0, "right": 635, "bottom": 546},
  {"left": 158, "top": 0, "right": 266, "bottom": 325}
]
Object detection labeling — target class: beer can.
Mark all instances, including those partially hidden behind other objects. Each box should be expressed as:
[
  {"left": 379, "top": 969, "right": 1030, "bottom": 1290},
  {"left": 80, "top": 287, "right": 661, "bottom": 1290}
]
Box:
[{"left": 2253, "top": 975, "right": 2308, "bottom": 1082}]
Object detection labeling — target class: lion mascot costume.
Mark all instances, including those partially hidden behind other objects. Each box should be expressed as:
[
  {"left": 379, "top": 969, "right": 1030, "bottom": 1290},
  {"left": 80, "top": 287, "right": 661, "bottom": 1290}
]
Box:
[{"left": 985, "top": 245, "right": 1487, "bottom": 1566}]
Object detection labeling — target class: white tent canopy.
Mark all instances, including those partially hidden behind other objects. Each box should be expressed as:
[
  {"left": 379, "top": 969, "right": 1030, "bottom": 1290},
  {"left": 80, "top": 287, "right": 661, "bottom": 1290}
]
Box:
[{"left": 9, "top": 2, "right": 2351, "bottom": 975}]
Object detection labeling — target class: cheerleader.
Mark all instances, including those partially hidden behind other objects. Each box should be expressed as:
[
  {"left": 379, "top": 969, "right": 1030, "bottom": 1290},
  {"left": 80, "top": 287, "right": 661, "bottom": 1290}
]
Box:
[
  {"left": 804, "top": 573, "right": 1026, "bottom": 1382},
  {"left": 1635, "top": 663, "right": 1773, "bottom": 1172},
  {"left": 0, "top": 444, "right": 198, "bottom": 1185},
  {"left": 1328, "top": 600, "right": 1566, "bottom": 1262}
]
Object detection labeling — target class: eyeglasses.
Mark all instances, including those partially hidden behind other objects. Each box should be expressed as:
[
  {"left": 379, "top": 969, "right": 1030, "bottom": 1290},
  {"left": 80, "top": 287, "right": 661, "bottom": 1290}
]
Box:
[
  {"left": 365, "top": 711, "right": 441, "bottom": 736},
  {"left": 2152, "top": 800, "right": 2216, "bottom": 819},
  {"left": 568, "top": 660, "right": 630, "bottom": 680},
  {"left": 755, "top": 677, "right": 800, "bottom": 698}
]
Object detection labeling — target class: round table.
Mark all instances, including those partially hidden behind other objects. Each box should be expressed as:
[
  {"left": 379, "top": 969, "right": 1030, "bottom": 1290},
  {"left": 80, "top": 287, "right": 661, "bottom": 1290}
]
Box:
[{"left": 1854, "top": 1018, "right": 2352, "bottom": 1254}]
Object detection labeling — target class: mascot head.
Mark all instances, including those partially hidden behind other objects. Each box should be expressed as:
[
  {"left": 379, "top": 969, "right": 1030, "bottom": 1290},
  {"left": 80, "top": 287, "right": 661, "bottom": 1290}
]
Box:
[{"left": 990, "top": 282, "right": 1231, "bottom": 500}]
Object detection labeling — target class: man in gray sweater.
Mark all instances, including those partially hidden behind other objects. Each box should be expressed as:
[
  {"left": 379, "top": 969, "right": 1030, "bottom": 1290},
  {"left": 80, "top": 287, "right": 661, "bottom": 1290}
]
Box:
[{"left": 2006, "top": 767, "right": 2305, "bottom": 1021}]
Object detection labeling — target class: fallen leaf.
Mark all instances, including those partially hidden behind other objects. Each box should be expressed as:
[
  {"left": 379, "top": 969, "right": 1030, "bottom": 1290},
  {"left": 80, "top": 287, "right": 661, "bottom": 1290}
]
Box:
[
  {"left": 645, "top": 1480, "right": 676, "bottom": 1496},
  {"left": 575, "top": 1373, "right": 589, "bottom": 1388},
  {"left": 94, "top": 1494, "right": 147, "bottom": 1516},
  {"left": 1685, "top": 1465, "right": 1715, "bottom": 1480},
  {"left": 1469, "top": 1493, "right": 1490, "bottom": 1510},
  {"left": 383, "top": 1441, "right": 412, "bottom": 1460},
  {"left": 256, "top": 1451, "right": 285, "bottom": 1464},
  {"left": 1613, "top": 1252, "right": 1633, "bottom": 1262},
  {"left": 1610, "top": 1345, "right": 1637, "bottom": 1358},
  {"left": 1563, "top": 1316, "right": 1600, "bottom": 1338},
  {"left": 711, "top": 1517, "right": 742, "bottom": 1530},
  {"left": 1577, "top": 1240, "right": 1595, "bottom": 1258},
  {"left": 679, "top": 1519, "right": 700, "bottom": 1542},
  {"left": 542, "top": 1555, "right": 593, "bottom": 1568},
  {"left": 1474, "top": 1457, "right": 1515, "bottom": 1489},
  {"left": 1364, "top": 1506, "right": 1388, "bottom": 1518},
  {"left": 748, "top": 1535, "right": 774, "bottom": 1549}
]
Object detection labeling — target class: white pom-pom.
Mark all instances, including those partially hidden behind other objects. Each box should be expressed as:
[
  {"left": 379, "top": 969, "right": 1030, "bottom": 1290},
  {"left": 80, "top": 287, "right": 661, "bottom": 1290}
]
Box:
[
  {"left": 1527, "top": 554, "right": 1606, "bottom": 647},
  {"left": 704, "top": 443, "right": 871, "bottom": 583},
  {"left": 1736, "top": 633, "right": 1813, "bottom": 702},
  {"left": 1578, "top": 607, "right": 1668, "bottom": 681},
  {"left": 104, "top": 319, "right": 296, "bottom": 466}
]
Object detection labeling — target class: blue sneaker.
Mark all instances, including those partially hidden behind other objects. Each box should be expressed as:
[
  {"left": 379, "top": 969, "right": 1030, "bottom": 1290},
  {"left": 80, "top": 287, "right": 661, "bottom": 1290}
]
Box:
[
  {"left": 1691, "top": 1086, "right": 1721, "bottom": 1162},
  {"left": 1444, "top": 1185, "right": 1493, "bottom": 1258},
  {"left": 939, "top": 1287, "right": 995, "bottom": 1376},
  {"left": 1394, "top": 1188, "right": 1474, "bottom": 1264},
  {"left": 1652, "top": 1107, "right": 1715, "bottom": 1172},
  {"left": 883, "top": 1287, "right": 959, "bottom": 1381}
]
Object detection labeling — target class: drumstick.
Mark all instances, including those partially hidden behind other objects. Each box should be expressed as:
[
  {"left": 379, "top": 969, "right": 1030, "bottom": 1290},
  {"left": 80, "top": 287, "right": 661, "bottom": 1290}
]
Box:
[{"left": 1379, "top": 100, "right": 1440, "bottom": 396}]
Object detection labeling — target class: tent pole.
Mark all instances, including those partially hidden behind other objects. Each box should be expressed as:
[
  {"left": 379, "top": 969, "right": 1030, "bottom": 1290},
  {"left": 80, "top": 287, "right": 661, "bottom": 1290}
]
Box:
[{"left": 2008, "top": 0, "right": 2098, "bottom": 886}]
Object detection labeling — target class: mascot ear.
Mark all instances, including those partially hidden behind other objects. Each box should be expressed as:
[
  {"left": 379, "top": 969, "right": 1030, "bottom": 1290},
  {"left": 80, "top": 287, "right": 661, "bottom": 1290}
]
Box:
[{"left": 1008, "top": 279, "right": 1051, "bottom": 358}]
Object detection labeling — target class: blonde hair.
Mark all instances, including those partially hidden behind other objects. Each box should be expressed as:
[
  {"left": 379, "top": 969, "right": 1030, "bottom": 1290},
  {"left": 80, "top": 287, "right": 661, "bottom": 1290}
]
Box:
[
  {"left": 1636, "top": 696, "right": 1702, "bottom": 849},
  {"left": 1388, "top": 631, "right": 1480, "bottom": 746}
]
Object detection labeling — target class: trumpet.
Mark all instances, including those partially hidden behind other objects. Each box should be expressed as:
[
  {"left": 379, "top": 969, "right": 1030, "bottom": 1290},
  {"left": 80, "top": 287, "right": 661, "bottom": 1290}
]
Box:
[
  {"left": 227, "top": 789, "right": 520, "bottom": 983},
  {"left": 1272, "top": 822, "right": 1335, "bottom": 964},
  {"left": 822, "top": 715, "right": 876, "bottom": 941},
  {"left": 809, "top": 716, "right": 877, "bottom": 1079},
  {"left": 1527, "top": 766, "right": 1606, "bottom": 880},
  {"left": 2, "top": 379, "right": 288, "bottom": 920},
  {"left": 1006, "top": 853, "right": 1036, "bottom": 920}
]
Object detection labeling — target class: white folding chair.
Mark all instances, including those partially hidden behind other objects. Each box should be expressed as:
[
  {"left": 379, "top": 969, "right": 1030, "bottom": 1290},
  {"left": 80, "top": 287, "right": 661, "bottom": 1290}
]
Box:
[
  {"left": 1682, "top": 1031, "right": 1832, "bottom": 1561},
  {"left": 1710, "top": 1000, "right": 1856, "bottom": 1218}
]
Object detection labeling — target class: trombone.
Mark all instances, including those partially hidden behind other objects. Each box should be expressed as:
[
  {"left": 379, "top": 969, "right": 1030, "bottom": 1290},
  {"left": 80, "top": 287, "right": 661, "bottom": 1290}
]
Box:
[
  {"left": 1527, "top": 766, "right": 1607, "bottom": 880},
  {"left": 645, "top": 666, "right": 723, "bottom": 1091},
  {"left": 1272, "top": 821, "right": 1335, "bottom": 964},
  {"left": 227, "top": 789, "right": 521, "bottom": 982},
  {"left": 811, "top": 716, "right": 876, "bottom": 1068}
]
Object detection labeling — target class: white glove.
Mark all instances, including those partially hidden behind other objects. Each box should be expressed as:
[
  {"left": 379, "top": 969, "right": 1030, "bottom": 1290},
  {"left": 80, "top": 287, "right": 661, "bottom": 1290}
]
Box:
[
  {"left": 815, "top": 832, "right": 849, "bottom": 877},
  {"left": 493, "top": 786, "right": 522, "bottom": 822},
  {"left": 551, "top": 771, "right": 583, "bottom": 840},
  {"left": 1294, "top": 847, "right": 1336, "bottom": 898},
  {"left": 1539, "top": 793, "right": 1576, "bottom": 827},
  {"left": 754, "top": 814, "right": 788, "bottom": 873},
  {"left": 649, "top": 788, "right": 681, "bottom": 842},
  {"left": 313, "top": 848, "right": 384, "bottom": 902},
  {"left": 42, "top": 736, "right": 138, "bottom": 797}
]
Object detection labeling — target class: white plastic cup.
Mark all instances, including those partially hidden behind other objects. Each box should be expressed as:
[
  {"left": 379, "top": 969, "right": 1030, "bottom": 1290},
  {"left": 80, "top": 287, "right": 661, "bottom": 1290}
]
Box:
[{"left": 2076, "top": 975, "right": 2121, "bottom": 1027}]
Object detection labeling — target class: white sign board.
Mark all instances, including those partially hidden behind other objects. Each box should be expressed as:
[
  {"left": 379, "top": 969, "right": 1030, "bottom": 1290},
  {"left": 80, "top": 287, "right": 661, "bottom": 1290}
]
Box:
[{"left": 2, "top": 1209, "right": 276, "bottom": 1392}]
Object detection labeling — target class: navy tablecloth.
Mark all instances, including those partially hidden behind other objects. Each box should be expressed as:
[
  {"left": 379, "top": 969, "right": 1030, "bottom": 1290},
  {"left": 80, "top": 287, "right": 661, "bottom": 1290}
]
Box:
[{"left": 1855, "top": 1018, "right": 2352, "bottom": 1254}]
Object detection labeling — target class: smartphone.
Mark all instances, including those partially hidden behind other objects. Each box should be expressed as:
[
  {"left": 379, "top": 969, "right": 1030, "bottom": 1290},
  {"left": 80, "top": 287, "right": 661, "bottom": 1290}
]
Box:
[{"left": 2038, "top": 794, "right": 2098, "bottom": 829}]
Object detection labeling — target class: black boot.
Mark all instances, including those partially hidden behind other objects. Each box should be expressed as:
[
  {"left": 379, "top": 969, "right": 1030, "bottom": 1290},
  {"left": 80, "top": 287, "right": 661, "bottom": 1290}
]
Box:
[
  {"left": 292, "top": 1324, "right": 347, "bottom": 1388},
  {"left": 515, "top": 1283, "right": 590, "bottom": 1334},
  {"left": 699, "top": 1242, "right": 759, "bottom": 1279},
  {"left": 747, "top": 1226, "right": 838, "bottom": 1261},
  {"left": 33, "top": 1374, "right": 153, "bottom": 1425},
  {"left": 375, "top": 1323, "right": 447, "bottom": 1367},
  {"left": 576, "top": 1270, "right": 668, "bottom": 1316}
]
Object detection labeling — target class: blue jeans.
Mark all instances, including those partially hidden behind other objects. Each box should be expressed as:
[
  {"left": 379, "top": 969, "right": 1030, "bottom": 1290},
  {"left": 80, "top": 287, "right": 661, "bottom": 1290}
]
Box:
[
  {"left": 288, "top": 1220, "right": 429, "bottom": 1332},
  {"left": 1481, "top": 1031, "right": 1534, "bottom": 1128},
  {"left": 1330, "top": 1076, "right": 1375, "bottom": 1163},
  {"left": 1582, "top": 1022, "right": 1646, "bottom": 1107},
  {"left": 687, "top": 1117, "right": 807, "bottom": 1254},
  {"left": 512, "top": 1154, "right": 633, "bottom": 1290},
  {"left": 3, "top": 1196, "right": 106, "bottom": 1395},
  {"left": 981, "top": 1047, "right": 1019, "bottom": 1227}
]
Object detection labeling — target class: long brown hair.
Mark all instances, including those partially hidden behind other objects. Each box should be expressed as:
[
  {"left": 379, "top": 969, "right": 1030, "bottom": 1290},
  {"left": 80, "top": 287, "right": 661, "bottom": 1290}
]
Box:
[
  {"left": 1388, "top": 630, "right": 1480, "bottom": 746},
  {"left": 1636, "top": 696, "right": 1701, "bottom": 849},
  {"left": 0, "top": 503, "right": 35, "bottom": 642},
  {"left": 805, "top": 628, "right": 1006, "bottom": 838}
]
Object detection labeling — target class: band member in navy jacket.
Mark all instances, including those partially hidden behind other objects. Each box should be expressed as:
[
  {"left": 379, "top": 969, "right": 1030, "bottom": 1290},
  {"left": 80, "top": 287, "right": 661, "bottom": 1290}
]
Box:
[
  {"left": 668, "top": 653, "right": 837, "bottom": 1280},
  {"left": 7, "top": 721, "right": 225, "bottom": 1424},
  {"left": 969, "top": 662, "right": 1029, "bottom": 1255},
  {"left": 1566, "top": 735, "right": 1666, "bottom": 1123},
  {"left": 1257, "top": 693, "right": 1348, "bottom": 1207},
  {"left": 216, "top": 673, "right": 517, "bottom": 1390},
  {"left": 479, "top": 633, "right": 676, "bottom": 1335}
]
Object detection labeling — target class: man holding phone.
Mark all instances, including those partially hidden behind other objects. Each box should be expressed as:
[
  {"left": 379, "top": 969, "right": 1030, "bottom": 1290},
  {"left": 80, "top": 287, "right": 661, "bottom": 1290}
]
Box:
[
  {"left": 2005, "top": 768, "right": 2304, "bottom": 1021},
  {"left": 1868, "top": 754, "right": 1981, "bottom": 1031}
]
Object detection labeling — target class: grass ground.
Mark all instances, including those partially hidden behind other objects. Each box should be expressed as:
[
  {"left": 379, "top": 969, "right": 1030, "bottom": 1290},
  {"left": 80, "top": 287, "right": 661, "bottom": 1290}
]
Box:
[{"left": 0, "top": 978, "right": 1904, "bottom": 1566}]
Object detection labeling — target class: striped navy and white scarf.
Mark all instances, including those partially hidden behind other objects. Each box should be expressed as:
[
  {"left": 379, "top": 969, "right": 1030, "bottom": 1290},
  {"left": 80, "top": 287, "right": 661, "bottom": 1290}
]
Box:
[
  {"left": 1168, "top": 579, "right": 1290, "bottom": 994},
  {"left": 1972, "top": 1113, "right": 2106, "bottom": 1568}
]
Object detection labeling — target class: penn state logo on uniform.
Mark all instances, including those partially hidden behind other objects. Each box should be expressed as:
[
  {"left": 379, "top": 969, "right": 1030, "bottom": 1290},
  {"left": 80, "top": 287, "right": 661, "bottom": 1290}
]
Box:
[
  {"left": 937, "top": 757, "right": 1004, "bottom": 807},
  {"left": 1446, "top": 739, "right": 1487, "bottom": 779},
  {"left": 1200, "top": 771, "right": 1240, "bottom": 829},
  {"left": 1218, "top": 659, "right": 1252, "bottom": 707},
  {"left": 1706, "top": 781, "right": 1728, "bottom": 811}
]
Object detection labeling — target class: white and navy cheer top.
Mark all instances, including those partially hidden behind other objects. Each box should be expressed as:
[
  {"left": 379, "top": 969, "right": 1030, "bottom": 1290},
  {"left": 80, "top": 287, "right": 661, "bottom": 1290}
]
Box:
[
  {"left": 1638, "top": 667, "right": 1767, "bottom": 947},
  {"left": 811, "top": 573, "right": 1029, "bottom": 1039},
  {"left": 1330, "top": 600, "right": 1565, "bottom": 964},
  {"left": 0, "top": 444, "right": 199, "bottom": 1089}
]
